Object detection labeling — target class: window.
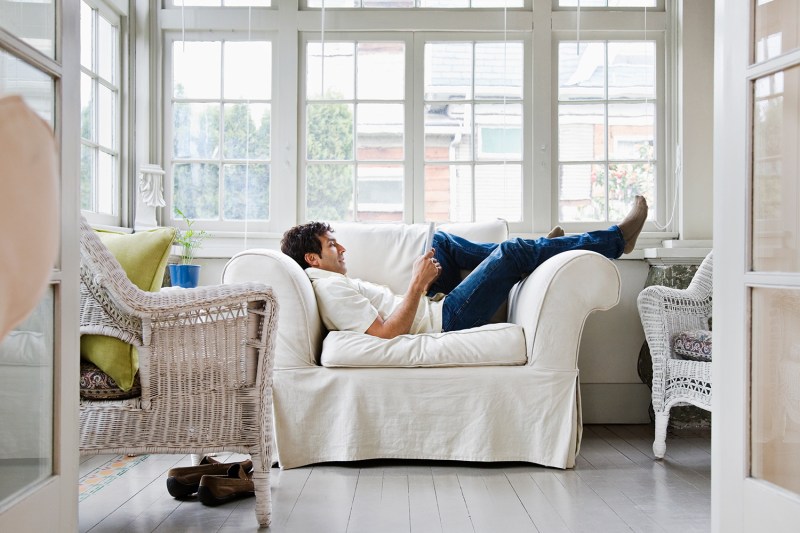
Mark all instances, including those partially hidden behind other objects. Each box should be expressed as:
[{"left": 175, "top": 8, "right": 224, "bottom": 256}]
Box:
[
  {"left": 557, "top": 40, "right": 657, "bottom": 223},
  {"left": 167, "top": 36, "right": 272, "bottom": 229},
  {"left": 303, "top": 38, "right": 406, "bottom": 222},
  {"left": 163, "top": 2, "right": 671, "bottom": 234},
  {"left": 80, "top": 0, "right": 122, "bottom": 226}
]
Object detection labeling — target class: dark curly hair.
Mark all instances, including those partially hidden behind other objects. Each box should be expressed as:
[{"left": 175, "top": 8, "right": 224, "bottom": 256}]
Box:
[{"left": 280, "top": 222, "right": 334, "bottom": 269}]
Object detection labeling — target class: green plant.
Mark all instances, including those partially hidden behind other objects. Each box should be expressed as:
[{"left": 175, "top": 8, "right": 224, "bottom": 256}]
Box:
[{"left": 173, "top": 207, "right": 208, "bottom": 265}]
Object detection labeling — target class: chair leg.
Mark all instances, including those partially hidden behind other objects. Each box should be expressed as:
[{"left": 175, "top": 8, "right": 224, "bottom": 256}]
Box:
[
  {"left": 654, "top": 411, "right": 669, "bottom": 459},
  {"left": 251, "top": 455, "right": 272, "bottom": 528}
]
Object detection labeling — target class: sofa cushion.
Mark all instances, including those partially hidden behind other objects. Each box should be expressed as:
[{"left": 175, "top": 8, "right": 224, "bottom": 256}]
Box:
[
  {"left": 333, "top": 219, "right": 508, "bottom": 296},
  {"left": 673, "top": 329, "right": 712, "bottom": 362},
  {"left": 80, "top": 361, "right": 141, "bottom": 401},
  {"left": 80, "top": 227, "right": 176, "bottom": 391},
  {"left": 320, "top": 323, "right": 527, "bottom": 368}
]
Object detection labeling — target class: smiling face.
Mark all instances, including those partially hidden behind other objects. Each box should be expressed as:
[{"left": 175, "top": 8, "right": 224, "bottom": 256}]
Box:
[{"left": 304, "top": 232, "right": 347, "bottom": 275}]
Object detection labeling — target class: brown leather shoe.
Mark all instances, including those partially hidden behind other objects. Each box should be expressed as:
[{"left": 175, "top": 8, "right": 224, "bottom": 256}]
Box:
[
  {"left": 166, "top": 457, "right": 253, "bottom": 499},
  {"left": 197, "top": 463, "right": 255, "bottom": 506}
]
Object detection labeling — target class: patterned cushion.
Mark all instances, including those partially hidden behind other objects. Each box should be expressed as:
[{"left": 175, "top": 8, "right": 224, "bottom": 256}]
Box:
[
  {"left": 80, "top": 361, "right": 141, "bottom": 401},
  {"left": 673, "top": 330, "right": 712, "bottom": 362}
]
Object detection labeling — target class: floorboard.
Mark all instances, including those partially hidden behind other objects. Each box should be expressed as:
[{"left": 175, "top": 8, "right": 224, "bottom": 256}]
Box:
[{"left": 78, "top": 424, "right": 711, "bottom": 533}]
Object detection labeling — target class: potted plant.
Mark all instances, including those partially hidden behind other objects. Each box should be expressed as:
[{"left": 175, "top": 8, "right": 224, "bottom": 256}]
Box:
[{"left": 168, "top": 207, "right": 208, "bottom": 288}]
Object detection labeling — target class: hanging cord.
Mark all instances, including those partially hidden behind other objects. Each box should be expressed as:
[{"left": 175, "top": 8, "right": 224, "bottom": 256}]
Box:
[
  {"left": 181, "top": 0, "right": 185, "bottom": 51},
  {"left": 502, "top": 0, "right": 508, "bottom": 201},
  {"left": 320, "top": 0, "right": 326, "bottom": 98},
  {"left": 243, "top": 5, "right": 252, "bottom": 251},
  {"left": 576, "top": 0, "right": 581, "bottom": 54}
]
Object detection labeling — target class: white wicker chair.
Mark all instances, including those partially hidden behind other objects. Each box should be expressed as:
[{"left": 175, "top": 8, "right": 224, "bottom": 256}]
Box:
[
  {"left": 78, "top": 217, "right": 278, "bottom": 527},
  {"left": 637, "top": 252, "right": 713, "bottom": 458}
]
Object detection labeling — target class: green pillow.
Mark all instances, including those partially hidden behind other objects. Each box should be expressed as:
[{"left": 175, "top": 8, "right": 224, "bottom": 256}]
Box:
[{"left": 80, "top": 227, "right": 176, "bottom": 391}]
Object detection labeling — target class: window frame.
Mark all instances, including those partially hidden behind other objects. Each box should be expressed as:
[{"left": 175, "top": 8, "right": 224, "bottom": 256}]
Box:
[
  {"left": 162, "top": 29, "right": 277, "bottom": 233},
  {"left": 80, "top": 0, "right": 127, "bottom": 228},
  {"left": 551, "top": 30, "right": 667, "bottom": 232}
]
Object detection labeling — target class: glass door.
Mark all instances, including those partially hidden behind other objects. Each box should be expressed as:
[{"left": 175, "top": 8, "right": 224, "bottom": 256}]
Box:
[
  {"left": 715, "top": 0, "right": 800, "bottom": 531},
  {"left": 0, "top": 0, "right": 80, "bottom": 529}
]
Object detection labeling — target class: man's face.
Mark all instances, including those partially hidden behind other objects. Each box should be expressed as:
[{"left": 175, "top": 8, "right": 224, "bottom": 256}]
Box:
[{"left": 305, "top": 231, "right": 347, "bottom": 274}]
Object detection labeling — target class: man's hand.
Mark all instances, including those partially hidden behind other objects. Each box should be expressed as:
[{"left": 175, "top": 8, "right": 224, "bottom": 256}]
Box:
[
  {"left": 411, "top": 248, "right": 442, "bottom": 294},
  {"left": 364, "top": 248, "right": 442, "bottom": 339}
]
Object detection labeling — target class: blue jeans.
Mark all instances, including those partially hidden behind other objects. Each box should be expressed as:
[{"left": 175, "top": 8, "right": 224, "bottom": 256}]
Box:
[{"left": 431, "top": 227, "right": 625, "bottom": 332}]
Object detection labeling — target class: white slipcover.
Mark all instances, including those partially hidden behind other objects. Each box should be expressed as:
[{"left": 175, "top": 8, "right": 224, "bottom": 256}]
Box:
[{"left": 222, "top": 220, "right": 621, "bottom": 469}]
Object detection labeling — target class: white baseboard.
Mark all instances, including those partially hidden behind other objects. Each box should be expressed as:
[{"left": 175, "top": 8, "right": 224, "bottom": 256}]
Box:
[{"left": 580, "top": 383, "right": 652, "bottom": 424}]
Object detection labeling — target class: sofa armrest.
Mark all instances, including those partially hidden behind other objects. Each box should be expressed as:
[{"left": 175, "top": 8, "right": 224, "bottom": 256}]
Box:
[
  {"left": 223, "top": 249, "right": 323, "bottom": 369},
  {"left": 507, "top": 250, "right": 621, "bottom": 370}
]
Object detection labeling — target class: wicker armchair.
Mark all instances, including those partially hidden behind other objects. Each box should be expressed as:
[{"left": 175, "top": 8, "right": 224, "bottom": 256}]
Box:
[
  {"left": 637, "top": 252, "right": 713, "bottom": 458},
  {"left": 78, "top": 217, "right": 278, "bottom": 527}
]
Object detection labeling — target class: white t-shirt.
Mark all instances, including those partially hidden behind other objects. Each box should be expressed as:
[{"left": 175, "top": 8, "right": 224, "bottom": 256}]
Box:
[{"left": 306, "top": 268, "right": 444, "bottom": 334}]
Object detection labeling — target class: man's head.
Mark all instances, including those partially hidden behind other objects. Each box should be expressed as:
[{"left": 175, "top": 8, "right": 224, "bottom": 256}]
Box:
[{"left": 280, "top": 222, "right": 347, "bottom": 274}]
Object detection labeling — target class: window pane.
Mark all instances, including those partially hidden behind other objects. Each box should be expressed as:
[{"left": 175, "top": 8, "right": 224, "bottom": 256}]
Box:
[
  {"left": 356, "top": 103, "right": 404, "bottom": 161},
  {"left": 307, "top": 42, "right": 355, "bottom": 100},
  {"left": 223, "top": 163, "right": 270, "bottom": 220},
  {"left": 425, "top": 103, "right": 472, "bottom": 162},
  {"left": 0, "top": 291, "right": 54, "bottom": 503},
  {"left": 223, "top": 0, "right": 270, "bottom": 5},
  {"left": 0, "top": 0, "right": 55, "bottom": 58},
  {"left": 363, "top": 0, "right": 414, "bottom": 5},
  {"left": 97, "top": 13, "right": 116, "bottom": 83},
  {"left": 474, "top": 42, "right": 523, "bottom": 100},
  {"left": 425, "top": 43, "right": 472, "bottom": 101},
  {"left": 755, "top": 0, "right": 800, "bottom": 63},
  {"left": 224, "top": 103, "right": 271, "bottom": 160},
  {"left": 97, "top": 84, "right": 115, "bottom": 149},
  {"left": 173, "top": 103, "right": 220, "bottom": 159},
  {"left": 307, "top": 103, "right": 354, "bottom": 160},
  {"left": 81, "top": 145, "right": 95, "bottom": 211},
  {"left": 559, "top": 42, "right": 605, "bottom": 101},
  {"left": 424, "top": 164, "right": 473, "bottom": 222},
  {"left": 81, "top": 1, "right": 92, "bottom": 68},
  {"left": 357, "top": 42, "right": 404, "bottom": 100},
  {"left": 0, "top": 52, "right": 55, "bottom": 124},
  {"left": 475, "top": 164, "right": 521, "bottom": 222},
  {"left": 98, "top": 151, "right": 115, "bottom": 215},
  {"left": 559, "top": 103, "right": 605, "bottom": 161},
  {"left": 80, "top": 73, "right": 94, "bottom": 142},
  {"left": 608, "top": 41, "right": 655, "bottom": 100},
  {"left": 357, "top": 165, "right": 403, "bottom": 222},
  {"left": 173, "top": 42, "right": 221, "bottom": 99},
  {"left": 753, "top": 66, "right": 800, "bottom": 272},
  {"left": 608, "top": 102, "right": 654, "bottom": 160},
  {"left": 559, "top": 163, "right": 606, "bottom": 222},
  {"left": 607, "top": 163, "right": 654, "bottom": 220},
  {"left": 306, "top": 163, "right": 354, "bottom": 221},
  {"left": 475, "top": 103, "right": 522, "bottom": 160},
  {"left": 173, "top": 163, "right": 220, "bottom": 219},
  {"left": 307, "top": 0, "right": 357, "bottom": 6},
  {"left": 560, "top": 0, "right": 656, "bottom": 5},
  {"left": 224, "top": 41, "right": 271, "bottom": 100}
]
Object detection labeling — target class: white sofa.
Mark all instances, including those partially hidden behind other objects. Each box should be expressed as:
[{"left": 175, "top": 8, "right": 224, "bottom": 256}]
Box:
[{"left": 222, "top": 220, "right": 621, "bottom": 469}]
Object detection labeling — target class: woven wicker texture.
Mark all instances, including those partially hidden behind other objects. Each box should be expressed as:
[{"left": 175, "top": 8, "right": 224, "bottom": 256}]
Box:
[
  {"left": 78, "top": 217, "right": 278, "bottom": 527},
  {"left": 637, "top": 252, "right": 712, "bottom": 458}
]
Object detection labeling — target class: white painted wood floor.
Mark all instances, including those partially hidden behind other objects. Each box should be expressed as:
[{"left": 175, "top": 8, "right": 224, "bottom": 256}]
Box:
[{"left": 78, "top": 424, "right": 710, "bottom": 533}]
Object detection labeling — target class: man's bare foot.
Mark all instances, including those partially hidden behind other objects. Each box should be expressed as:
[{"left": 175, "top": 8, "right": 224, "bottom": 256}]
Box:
[
  {"left": 619, "top": 195, "right": 648, "bottom": 253},
  {"left": 546, "top": 226, "right": 565, "bottom": 239}
]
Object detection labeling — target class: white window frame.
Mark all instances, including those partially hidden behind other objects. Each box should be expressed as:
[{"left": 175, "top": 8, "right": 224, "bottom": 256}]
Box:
[
  {"left": 162, "top": 30, "right": 277, "bottom": 233},
  {"left": 160, "top": 0, "right": 675, "bottom": 237},
  {"left": 80, "top": 0, "right": 127, "bottom": 228},
  {"left": 551, "top": 30, "right": 667, "bottom": 232}
]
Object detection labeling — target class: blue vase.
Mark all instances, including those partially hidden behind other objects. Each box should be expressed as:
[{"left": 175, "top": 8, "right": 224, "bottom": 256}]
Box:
[{"left": 168, "top": 264, "right": 200, "bottom": 288}]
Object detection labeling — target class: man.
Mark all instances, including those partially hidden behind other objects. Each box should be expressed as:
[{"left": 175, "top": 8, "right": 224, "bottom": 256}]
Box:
[{"left": 281, "top": 196, "right": 648, "bottom": 339}]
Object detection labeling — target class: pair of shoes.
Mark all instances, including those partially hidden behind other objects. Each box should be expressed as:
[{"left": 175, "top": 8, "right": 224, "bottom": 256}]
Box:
[
  {"left": 166, "top": 456, "right": 252, "bottom": 499},
  {"left": 197, "top": 462, "right": 255, "bottom": 506}
]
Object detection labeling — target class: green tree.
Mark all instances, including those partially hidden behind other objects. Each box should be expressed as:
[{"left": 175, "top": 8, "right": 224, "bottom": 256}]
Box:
[{"left": 306, "top": 102, "right": 354, "bottom": 221}]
